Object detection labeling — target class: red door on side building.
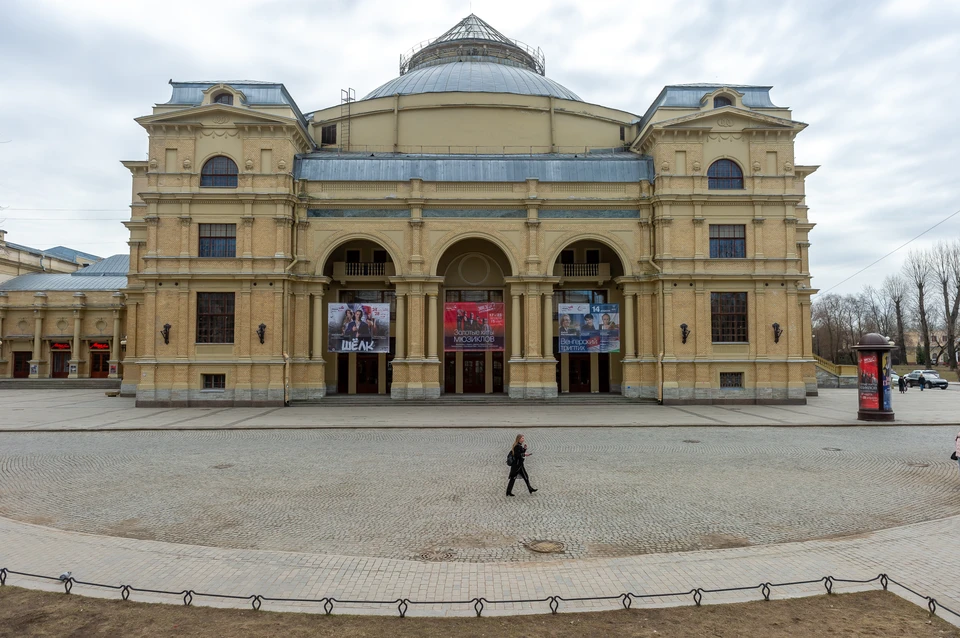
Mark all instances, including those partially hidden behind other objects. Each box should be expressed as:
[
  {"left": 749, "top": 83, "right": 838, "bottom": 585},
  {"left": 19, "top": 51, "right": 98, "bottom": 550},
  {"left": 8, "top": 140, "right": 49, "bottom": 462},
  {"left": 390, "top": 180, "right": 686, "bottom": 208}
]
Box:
[
  {"left": 91, "top": 352, "right": 110, "bottom": 378},
  {"left": 13, "top": 352, "right": 30, "bottom": 378},
  {"left": 51, "top": 351, "right": 70, "bottom": 378}
]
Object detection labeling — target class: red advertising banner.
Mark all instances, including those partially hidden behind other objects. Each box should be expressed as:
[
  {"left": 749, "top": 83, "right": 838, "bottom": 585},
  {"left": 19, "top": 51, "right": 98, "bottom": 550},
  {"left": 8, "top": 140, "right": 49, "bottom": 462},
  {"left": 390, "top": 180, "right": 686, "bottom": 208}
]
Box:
[
  {"left": 858, "top": 352, "right": 879, "bottom": 410},
  {"left": 444, "top": 302, "right": 505, "bottom": 351}
]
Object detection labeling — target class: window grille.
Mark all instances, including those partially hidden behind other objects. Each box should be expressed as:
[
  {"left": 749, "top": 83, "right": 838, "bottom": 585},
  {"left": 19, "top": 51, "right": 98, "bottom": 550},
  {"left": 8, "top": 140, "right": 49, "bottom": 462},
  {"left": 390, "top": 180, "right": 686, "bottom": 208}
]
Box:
[
  {"left": 713, "top": 96, "right": 732, "bottom": 108},
  {"left": 720, "top": 372, "right": 744, "bottom": 388},
  {"left": 202, "top": 374, "right": 226, "bottom": 389},
  {"left": 709, "top": 225, "right": 746, "bottom": 258},
  {"left": 213, "top": 93, "right": 234, "bottom": 105},
  {"left": 197, "top": 293, "right": 235, "bottom": 343},
  {"left": 711, "top": 292, "right": 748, "bottom": 342},
  {"left": 707, "top": 159, "right": 743, "bottom": 190},
  {"left": 200, "top": 156, "right": 238, "bottom": 188},
  {"left": 321, "top": 124, "right": 337, "bottom": 145},
  {"left": 199, "top": 224, "right": 237, "bottom": 258}
]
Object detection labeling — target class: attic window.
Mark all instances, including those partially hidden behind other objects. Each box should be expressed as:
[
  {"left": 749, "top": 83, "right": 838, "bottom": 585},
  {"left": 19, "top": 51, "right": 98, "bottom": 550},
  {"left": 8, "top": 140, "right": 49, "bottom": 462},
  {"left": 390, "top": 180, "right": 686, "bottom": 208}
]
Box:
[
  {"left": 321, "top": 124, "right": 337, "bottom": 145},
  {"left": 213, "top": 93, "right": 234, "bottom": 105},
  {"left": 713, "top": 96, "right": 733, "bottom": 108}
]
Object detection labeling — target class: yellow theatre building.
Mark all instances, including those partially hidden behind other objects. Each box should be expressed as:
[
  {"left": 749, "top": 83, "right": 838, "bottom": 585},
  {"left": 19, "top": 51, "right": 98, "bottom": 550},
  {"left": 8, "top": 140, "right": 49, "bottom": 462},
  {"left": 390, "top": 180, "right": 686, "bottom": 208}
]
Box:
[{"left": 118, "top": 15, "right": 818, "bottom": 407}]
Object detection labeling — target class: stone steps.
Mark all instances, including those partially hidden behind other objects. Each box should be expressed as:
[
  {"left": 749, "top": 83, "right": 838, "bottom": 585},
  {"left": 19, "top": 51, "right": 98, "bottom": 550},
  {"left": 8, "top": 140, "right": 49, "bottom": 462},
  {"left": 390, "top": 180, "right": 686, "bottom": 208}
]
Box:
[
  {"left": 291, "top": 394, "right": 657, "bottom": 407},
  {"left": 0, "top": 379, "right": 122, "bottom": 390}
]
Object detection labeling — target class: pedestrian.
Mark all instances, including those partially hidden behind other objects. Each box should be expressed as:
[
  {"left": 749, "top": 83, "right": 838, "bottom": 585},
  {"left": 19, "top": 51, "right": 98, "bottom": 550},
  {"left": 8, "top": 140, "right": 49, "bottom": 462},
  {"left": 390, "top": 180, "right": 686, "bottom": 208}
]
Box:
[
  {"left": 918, "top": 372, "right": 926, "bottom": 391},
  {"left": 506, "top": 433, "right": 537, "bottom": 496},
  {"left": 953, "top": 431, "right": 960, "bottom": 476},
  {"left": 898, "top": 375, "right": 906, "bottom": 394}
]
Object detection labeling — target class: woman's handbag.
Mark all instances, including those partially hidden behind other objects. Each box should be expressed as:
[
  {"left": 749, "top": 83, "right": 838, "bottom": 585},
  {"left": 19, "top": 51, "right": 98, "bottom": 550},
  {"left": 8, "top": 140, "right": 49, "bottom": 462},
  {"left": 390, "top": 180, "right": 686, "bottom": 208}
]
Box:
[{"left": 951, "top": 451, "right": 958, "bottom": 461}]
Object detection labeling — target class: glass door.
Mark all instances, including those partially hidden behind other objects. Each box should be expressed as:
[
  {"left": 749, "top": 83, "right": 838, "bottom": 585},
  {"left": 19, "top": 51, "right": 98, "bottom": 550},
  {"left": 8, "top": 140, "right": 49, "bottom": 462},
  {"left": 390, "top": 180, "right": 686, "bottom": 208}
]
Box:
[{"left": 462, "top": 352, "right": 485, "bottom": 393}]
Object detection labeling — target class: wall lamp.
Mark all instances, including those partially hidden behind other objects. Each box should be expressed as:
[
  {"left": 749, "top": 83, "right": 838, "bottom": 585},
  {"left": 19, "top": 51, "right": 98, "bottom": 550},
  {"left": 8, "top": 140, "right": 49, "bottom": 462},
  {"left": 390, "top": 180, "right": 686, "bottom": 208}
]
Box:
[
  {"left": 160, "top": 323, "right": 171, "bottom": 345},
  {"left": 120, "top": 337, "right": 127, "bottom": 353},
  {"left": 772, "top": 322, "right": 783, "bottom": 344},
  {"left": 680, "top": 323, "right": 690, "bottom": 344},
  {"left": 257, "top": 323, "right": 267, "bottom": 345}
]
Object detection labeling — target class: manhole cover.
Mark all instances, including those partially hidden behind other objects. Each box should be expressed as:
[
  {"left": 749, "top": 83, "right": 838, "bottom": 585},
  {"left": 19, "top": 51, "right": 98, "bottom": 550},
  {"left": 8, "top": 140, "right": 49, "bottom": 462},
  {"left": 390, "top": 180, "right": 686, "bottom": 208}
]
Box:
[
  {"left": 419, "top": 549, "right": 456, "bottom": 561},
  {"left": 526, "top": 540, "right": 565, "bottom": 554},
  {"left": 907, "top": 462, "right": 930, "bottom": 468},
  {"left": 212, "top": 464, "right": 234, "bottom": 470},
  {"left": 822, "top": 447, "right": 842, "bottom": 452},
  {"left": 683, "top": 439, "right": 701, "bottom": 444}
]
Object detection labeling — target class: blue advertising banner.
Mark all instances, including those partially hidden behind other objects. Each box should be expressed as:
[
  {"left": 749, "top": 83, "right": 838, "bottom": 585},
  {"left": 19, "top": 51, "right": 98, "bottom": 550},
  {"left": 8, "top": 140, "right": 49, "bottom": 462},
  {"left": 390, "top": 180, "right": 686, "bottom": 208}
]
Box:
[{"left": 557, "top": 303, "right": 620, "bottom": 353}]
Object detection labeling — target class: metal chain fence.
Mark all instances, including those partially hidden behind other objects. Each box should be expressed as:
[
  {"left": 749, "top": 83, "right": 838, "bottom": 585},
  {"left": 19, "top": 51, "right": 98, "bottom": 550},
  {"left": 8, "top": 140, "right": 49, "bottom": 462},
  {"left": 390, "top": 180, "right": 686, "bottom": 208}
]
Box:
[{"left": 1, "top": 567, "right": 957, "bottom": 620}]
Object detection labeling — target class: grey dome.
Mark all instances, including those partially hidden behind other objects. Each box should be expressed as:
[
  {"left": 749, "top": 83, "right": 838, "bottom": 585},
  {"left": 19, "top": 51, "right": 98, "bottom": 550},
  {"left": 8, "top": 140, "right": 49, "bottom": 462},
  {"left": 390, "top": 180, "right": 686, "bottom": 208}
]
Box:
[{"left": 363, "top": 61, "right": 581, "bottom": 101}]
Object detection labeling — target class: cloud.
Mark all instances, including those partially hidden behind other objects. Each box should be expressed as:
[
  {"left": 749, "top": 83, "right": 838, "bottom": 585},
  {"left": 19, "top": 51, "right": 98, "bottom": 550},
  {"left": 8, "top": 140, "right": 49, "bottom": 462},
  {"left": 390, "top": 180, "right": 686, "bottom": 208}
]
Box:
[{"left": 0, "top": 0, "right": 957, "bottom": 295}]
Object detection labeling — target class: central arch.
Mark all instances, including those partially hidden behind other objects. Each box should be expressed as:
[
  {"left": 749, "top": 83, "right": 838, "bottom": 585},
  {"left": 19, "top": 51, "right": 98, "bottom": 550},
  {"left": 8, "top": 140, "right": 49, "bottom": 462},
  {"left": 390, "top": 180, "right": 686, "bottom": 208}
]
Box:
[{"left": 435, "top": 238, "right": 515, "bottom": 395}]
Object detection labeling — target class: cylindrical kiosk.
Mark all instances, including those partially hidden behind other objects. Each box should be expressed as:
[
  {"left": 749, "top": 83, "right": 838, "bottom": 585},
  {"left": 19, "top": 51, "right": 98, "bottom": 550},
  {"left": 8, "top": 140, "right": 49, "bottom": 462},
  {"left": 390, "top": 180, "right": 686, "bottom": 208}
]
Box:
[{"left": 852, "top": 333, "right": 895, "bottom": 422}]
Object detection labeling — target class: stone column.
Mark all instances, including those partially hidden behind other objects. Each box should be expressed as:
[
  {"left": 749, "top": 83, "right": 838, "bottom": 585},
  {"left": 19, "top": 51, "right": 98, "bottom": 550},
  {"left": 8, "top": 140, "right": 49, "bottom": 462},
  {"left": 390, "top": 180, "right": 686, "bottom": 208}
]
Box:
[
  {"left": 69, "top": 308, "right": 82, "bottom": 379},
  {"left": 294, "top": 292, "right": 310, "bottom": 358},
  {"left": 407, "top": 285, "right": 425, "bottom": 359},
  {"left": 511, "top": 292, "right": 522, "bottom": 359},
  {"left": 311, "top": 289, "right": 325, "bottom": 360},
  {"left": 542, "top": 290, "right": 553, "bottom": 358},
  {"left": 395, "top": 292, "right": 406, "bottom": 359},
  {"left": 624, "top": 292, "right": 636, "bottom": 357},
  {"left": 110, "top": 310, "right": 122, "bottom": 379},
  {"left": 0, "top": 294, "right": 6, "bottom": 365},
  {"left": 178, "top": 208, "right": 191, "bottom": 259},
  {"left": 30, "top": 293, "right": 46, "bottom": 379},
  {"left": 427, "top": 291, "right": 438, "bottom": 359}
]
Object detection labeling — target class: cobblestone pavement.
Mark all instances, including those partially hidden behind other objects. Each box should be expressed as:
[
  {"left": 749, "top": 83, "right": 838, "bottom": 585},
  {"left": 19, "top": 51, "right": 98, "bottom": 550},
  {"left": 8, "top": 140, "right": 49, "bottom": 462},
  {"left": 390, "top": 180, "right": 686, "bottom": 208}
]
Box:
[
  {"left": 1, "top": 386, "right": 958, "bottom": 430},
  {"left": 1, "top": 426, "right": 959, "bottom": 562}
]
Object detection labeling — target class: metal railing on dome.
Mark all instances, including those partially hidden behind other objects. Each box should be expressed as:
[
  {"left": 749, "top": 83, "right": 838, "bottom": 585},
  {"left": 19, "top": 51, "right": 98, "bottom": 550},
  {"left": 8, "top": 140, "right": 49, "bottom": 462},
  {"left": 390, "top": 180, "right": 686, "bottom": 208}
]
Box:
[
  {"left": 399, "top": 38, "right": 545, "bottom": 76},
  {"left": 2, "top": 567, "right": 957, "bottom": 620}
]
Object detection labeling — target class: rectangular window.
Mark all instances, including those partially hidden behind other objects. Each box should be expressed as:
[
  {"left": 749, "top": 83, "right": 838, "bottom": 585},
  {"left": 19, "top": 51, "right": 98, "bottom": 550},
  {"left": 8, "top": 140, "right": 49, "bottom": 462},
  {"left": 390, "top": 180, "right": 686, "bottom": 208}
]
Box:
[
  {"left": 202, "top": 374, "right": 226, "bottom": 390},
  {"left": 197, "top": 292, "right": 235, "bottom": 343},
  {"left": 345, "top": 249, "right": 361, "bottom": 263},
  {"left": 711, "top": 292, "right": 748, "bottom": 343},
  {"left": 199, "top": 224, "right": 237, "bottom": 258},
  {"left": 709, "top": 225, "right": 746, "bottom": 259},
  {"left": 321, "top": 124, "right": 337, "bottom": 145},
  {"left": 560, "top": 250, "right": 575, "bottom": 265},
  {"left": 339, "top": 289, "right": 397, "bottom": 319},
  {"left": 719, "top": 372, "right": 744, "bottom": 388},
  {"left": 373, "top": 250, "right": 388, "bottom": 263},
  {"left": 553, "top": 289, "right": 606, "bottom": 318},
  {"left": 585, "top": 249, "right": 601, "bottom": 264},
  {"left": 444, "top": 290, "right": 504, "bottom": 303},
  {"left": 619, "top": 126, "right": 625, "bottom": 141}
]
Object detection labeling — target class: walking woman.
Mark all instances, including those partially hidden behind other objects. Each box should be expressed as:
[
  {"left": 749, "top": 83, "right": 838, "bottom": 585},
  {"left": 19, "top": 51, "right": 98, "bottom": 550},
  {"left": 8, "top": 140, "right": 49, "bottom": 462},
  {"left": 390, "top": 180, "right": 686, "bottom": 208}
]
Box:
[
  {"left": 507, "top": 433, "right": 538, "bottom": 496},
  {"left": 954, "top": 431, "right": 960, "bottom": 476}
]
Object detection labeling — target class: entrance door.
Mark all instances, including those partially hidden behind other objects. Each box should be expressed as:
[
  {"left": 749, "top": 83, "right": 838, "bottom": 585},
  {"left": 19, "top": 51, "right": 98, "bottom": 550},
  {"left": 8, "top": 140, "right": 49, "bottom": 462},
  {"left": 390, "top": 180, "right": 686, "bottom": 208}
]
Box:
[
  {"left": 337, "top": 354, "right": 348, "bottom": 394},
  {"left": 492, "top": 352, "right": 504, "bottom": 394},
  {"left": 13, "top": 352, "right": 30, "bottom": 378},
  {"left": 91, "top": 352, "right": 109, "bottom": 378},
  {"left": 52, "top": 352, "right": 70, "bottom": 378},
  {"left": 462, "top": 352, "right": 485, "bottom": 393},
  {"left": 598, "top": 353, "right": 610, "bottom": 393},
  {"left": 356, "top": 354, "right": 379, "bottom": 393},
  {"left": 569, "top": 353, "right": 591, "bottom": 392}
]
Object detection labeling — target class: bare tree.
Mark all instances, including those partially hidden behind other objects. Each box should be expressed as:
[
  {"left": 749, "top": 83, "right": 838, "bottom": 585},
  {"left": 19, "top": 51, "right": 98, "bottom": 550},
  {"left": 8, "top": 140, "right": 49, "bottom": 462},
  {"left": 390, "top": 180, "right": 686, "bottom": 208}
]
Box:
[
  {"left": 882, "top": 274, "right": 909, "bottom": 365},
  {"left": 929, "top": 240, "right": 960, "bottom": 369},
  {"left": 904, "top": 250, "right": 933, "bottom": 367}
]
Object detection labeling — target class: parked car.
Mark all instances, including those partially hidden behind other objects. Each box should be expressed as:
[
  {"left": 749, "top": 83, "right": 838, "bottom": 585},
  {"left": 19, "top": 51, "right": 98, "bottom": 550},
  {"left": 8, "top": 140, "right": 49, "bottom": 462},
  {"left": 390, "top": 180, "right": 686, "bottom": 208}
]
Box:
[
  {"left": 890, "top": 372, "right": 900, "bottom": 386},
  {"left": 903, "top": 370, "right": 949, "bottom": 389}
]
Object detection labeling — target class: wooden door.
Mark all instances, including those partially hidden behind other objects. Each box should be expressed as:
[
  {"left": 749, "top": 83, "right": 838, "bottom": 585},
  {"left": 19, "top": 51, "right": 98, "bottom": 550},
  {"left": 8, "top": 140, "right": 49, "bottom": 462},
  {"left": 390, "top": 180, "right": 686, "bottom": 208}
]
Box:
[
  {"left": 91, "top": 352, "right": 110, "bottom": 378},
  {"left": 13, "top": 352, "right": 30, "bottom": 378},
  {"left": 337, "top": 354, "right": 348, "bottom": 394},
  {"left": 492, "top": 352, "right": 504, "bottom": 394},
  {"left": 569, "top": 353, "right": 591, "bottom": 392},
  {"left": 598, "top": 353, "right": 610, "bottom": 393},
  {"left": 462, "top": 352, "right": 485, "bottom": 393},
  {"left": 355, "top": 354, "right": 379, "bottom": 393},
  {"left": 52, "top": 352, "right": 70, "bottom": 378}
]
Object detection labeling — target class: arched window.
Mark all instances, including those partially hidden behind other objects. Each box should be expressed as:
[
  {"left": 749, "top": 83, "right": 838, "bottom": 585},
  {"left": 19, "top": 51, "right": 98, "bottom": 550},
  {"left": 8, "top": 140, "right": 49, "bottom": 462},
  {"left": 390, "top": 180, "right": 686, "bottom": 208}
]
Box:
[
  {"left": 213, "top": 93, "right": 234, "bottom": 105},
  {"left": 707, "top": 159, "right": 743, "bottom": 190},
  {"left": 200, "top": 156, "right": 238, "bottom": 188},
  {"left": 713, "top": 95, "right": 732, "bottom": 108}
]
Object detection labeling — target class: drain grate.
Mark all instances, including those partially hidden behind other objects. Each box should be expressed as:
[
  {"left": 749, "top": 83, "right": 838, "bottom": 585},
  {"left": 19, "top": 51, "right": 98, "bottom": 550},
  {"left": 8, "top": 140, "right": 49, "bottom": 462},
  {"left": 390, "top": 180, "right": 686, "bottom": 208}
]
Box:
[
  {"left": 212, "top": 464, "right": 234, "bottom": 470},
  {"left": 526, "top": 540, "right": 565, "bottom": 554},
  {"left": 419, "top": 549, "right": 456, "bottom": 561},
  {"left": 906, "top": 462, "right": 930, "bottom": 468},
  {"left": 683, "top": 439, "right": 701, "bottom": 444},
  {"left": 822, "top": 447, "right": 842, "bottom": 452}
]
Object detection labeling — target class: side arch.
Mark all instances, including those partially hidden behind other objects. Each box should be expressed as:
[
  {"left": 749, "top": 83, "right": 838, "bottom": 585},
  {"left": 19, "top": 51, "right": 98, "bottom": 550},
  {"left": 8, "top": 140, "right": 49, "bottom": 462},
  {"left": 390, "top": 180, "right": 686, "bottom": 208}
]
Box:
[
  {"left": 312, "top": 231, "right": 405, "bottom": 276},
  {"left": 543, "top": 231, "right": 633, "bottom": 276}
]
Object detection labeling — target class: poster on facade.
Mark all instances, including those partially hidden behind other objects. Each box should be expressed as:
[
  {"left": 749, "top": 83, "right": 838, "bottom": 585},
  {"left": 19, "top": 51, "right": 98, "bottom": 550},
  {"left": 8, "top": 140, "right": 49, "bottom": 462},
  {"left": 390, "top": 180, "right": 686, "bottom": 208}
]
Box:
[
  {"left": 858, "top": 351, "right": 879, "bottom": 410},
  {"left": 327, "top": 303, "right": 391, "bottom": 353},
  {"left": 443, "top": 303, "right": 505, "bottom": 351},
  {"left": 557, "top": 303, "right": 620, "bottom": 353}
]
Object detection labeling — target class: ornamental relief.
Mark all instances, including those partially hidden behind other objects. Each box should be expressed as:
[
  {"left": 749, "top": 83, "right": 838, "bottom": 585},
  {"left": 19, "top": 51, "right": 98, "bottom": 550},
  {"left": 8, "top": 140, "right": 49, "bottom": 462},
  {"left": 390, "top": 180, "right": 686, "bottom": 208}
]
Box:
[
  {"left": 708, "top": 133, "right": 742, "bottom": 142},
  {"left": 200, "top": 130, "right": 239, "bottom": 138}
]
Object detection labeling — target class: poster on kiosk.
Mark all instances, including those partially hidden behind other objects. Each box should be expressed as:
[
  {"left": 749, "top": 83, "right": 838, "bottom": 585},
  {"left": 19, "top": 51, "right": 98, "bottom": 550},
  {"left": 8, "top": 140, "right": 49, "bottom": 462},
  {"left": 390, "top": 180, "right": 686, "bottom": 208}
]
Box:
[
  {"left": 858, "top": 351, "right": 880, "bottom": 410},
  {"left": 327, "top": 303, "right": 391, "bottom": 353},
  {"left": 444, "top": 303, "right": 505, "bottom": 351},
  {"left": 557, "top": 303, "right": 620, "bottom": 353}
]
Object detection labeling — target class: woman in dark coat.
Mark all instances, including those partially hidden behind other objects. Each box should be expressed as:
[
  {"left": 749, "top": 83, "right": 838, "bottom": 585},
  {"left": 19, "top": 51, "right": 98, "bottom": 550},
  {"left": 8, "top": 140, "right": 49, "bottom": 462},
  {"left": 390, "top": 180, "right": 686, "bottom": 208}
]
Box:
[{"left": 506, "top": 433, "right": 537, "bottom": 496}]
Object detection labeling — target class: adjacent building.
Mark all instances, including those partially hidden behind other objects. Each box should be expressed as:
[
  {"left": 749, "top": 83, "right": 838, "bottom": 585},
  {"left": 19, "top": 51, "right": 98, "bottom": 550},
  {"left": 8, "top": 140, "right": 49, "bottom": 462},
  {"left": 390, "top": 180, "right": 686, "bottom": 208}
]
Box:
[{"left": 109, "top": 14, "right": 818, "bottom": 406}]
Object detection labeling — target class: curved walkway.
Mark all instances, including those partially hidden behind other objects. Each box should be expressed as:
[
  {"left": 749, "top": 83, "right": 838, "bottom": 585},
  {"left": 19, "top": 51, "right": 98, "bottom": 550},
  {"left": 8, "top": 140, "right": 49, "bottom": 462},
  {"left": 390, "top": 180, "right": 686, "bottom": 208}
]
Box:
[{"left": 2, "top": 514, "right": 959, "bottom": 618}]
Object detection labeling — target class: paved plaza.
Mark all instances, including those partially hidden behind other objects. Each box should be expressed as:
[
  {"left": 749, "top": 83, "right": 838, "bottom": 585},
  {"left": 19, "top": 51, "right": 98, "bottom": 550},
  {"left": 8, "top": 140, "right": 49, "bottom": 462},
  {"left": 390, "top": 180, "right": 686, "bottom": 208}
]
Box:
[{"left": 0, "top": 388, "right": 959, "bottom": 619}]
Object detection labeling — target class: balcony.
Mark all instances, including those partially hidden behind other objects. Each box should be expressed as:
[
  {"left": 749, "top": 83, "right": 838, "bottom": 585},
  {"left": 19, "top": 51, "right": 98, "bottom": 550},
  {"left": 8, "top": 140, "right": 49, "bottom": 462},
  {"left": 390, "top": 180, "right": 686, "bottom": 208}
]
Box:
[
  {"left": 552, "top": 262, "right": 611, "bottom": 283},
  {"left": 333, "top": 261, "right": 396, "bottom": 284}
]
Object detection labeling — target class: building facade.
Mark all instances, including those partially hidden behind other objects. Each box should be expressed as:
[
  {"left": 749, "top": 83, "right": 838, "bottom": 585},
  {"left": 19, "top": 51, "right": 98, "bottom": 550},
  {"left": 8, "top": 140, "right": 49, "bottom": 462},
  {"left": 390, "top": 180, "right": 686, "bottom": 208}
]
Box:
[
  {"left": 0, "top": 229, "right": 100, "bottom": 283},
  {"left": 120, "top": 15, "right": 818, "bottom": 407}
]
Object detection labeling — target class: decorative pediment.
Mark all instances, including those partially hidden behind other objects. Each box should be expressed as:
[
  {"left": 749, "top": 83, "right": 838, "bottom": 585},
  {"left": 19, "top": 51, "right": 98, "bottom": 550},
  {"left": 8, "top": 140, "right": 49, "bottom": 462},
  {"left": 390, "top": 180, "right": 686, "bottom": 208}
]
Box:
[
  {"left": 657, "top": 107, "right": 806, "bottom": 132},
  {"left": 136, "top": 104, "right": 301, "bottom": 129}
]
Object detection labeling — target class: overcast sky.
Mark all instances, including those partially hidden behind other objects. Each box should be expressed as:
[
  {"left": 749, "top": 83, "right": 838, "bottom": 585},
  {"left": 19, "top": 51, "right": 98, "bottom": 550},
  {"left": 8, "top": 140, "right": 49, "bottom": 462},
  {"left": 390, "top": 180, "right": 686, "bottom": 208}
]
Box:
[{"left": 1, "top": 0, "right": 958, "bottom": 295}]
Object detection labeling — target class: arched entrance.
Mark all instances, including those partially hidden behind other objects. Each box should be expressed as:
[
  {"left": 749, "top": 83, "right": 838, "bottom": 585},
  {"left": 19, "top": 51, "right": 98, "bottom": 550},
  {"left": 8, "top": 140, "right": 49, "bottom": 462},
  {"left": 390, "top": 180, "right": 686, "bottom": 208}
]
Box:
[
  {"left": 550, "top": 239, "right": 626, "bottom": 394},
  {"left": 321, "top": 239, "right": 398, "bottom": 395},
  {"left": 435, "top": 238, "right": 514, "bottom": 394}
]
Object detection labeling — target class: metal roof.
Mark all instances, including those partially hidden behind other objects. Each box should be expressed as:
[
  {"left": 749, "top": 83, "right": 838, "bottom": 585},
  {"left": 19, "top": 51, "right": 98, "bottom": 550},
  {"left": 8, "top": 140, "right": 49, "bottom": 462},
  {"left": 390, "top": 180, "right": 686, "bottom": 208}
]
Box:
[
  {"left": 433, "top": 14, "right": 515, "bottom": 45},
  {"left": 363, "top": 62, "right": 580, "bottom": 101},
  {"left": 637, "top": 85, "right": 779, "bottom": 129},
  {"left": 0, "top": 254, "right": 128, "bottom": 292},
  {"left": 164, "top": 81, "right": 310, "bottom": 130},
  {"left": 42, "top": 246, "right": 102, "bottom": 264},
  {"left": 295, "top": 152, "right": 652, "bottom": 182}
]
